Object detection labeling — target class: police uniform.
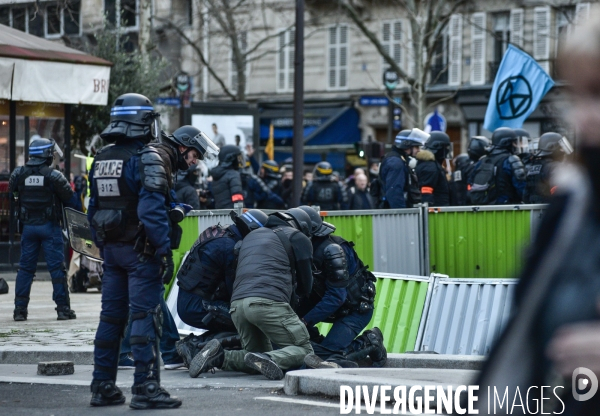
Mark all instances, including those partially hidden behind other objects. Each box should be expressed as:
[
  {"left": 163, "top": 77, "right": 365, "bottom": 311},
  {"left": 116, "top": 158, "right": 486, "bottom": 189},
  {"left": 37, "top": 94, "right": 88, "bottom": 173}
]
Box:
[
  {"left": 301, "top": 162, "right": 348, "bottom": 210},
  {"left": 9, "top": 138, "right": 78, "bottom": 321},
  {"left": 88, "top": 95, "right": 218, "bottom": 409},
  {"left": 175, "top": 210, "right": 268, "bottom": 370}
]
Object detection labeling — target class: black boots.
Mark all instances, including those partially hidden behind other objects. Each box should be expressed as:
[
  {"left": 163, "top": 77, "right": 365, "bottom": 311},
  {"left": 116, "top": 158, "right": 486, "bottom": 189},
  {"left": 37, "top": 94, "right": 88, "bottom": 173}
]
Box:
[
  {"left": 13, "top": 306, "right": 28, "bottom": 321},
  {"left": 244, "top": 352, "right": 284, "bottom": 380},
  {"left": 175, "top": 334, "right": 195, "bottom": 369},
  {"left": 56, "top": 305, "right": 77, "bottom": 320},
  {"left": 188, "top": 339, "right": 225, "bottom": 378},
  {"left": 344, "top": 327, "right": 388, "bottom": 367},
  {"left": 90, "top": 380, "right": 126, "bottom": 407},
  {"left": 130, "top": 380, "right": 182, "bottom": 409}
]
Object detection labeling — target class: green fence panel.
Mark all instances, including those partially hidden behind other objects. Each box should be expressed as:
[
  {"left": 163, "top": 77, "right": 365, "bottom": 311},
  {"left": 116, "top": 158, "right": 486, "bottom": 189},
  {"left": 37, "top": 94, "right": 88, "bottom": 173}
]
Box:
[
  {"left": 165, "top": 216, "right": 199, "bottom": 297},
  {"left": 317, "top": 275, "right": 429, "bottom": 353},
  {"left": 324, "top": 214, "right": 374, "bottom": 270},
  {"left": 428, "top": 209, "right": 531, "bottom": 278}
]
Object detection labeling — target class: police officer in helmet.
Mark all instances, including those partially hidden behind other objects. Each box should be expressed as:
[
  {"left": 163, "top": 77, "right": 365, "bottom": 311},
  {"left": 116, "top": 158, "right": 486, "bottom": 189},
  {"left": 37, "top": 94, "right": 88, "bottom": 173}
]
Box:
[
  {"left": 301, "top": 161, "right": 349, "bottom": 210},
  {"left": 296, "top": 206, "right": 387, "bottom": 369},
  {"left": 190, "top": 208, "right": 314, "bottom": 380},
  {"left": 9, "top": 138, "right": 79, "bottom": 321},
  {"left": 258, "top": 160, "right": 284, "bottom": 208},
  {"left": 88, "top": 93, "right": 218, "bottom": 409},
  {"left": 378, "top": 128, "right": 428, "bottom": 208},
  {"left": 415, "top": 131, "right": 451, "bottom": 206},
  {"left": 176, "top": 209, "right": 268, "bottom": 374},
  {"left": 523, "top": 132, "right": 572, "bottom": 204},
  {"left": 211, "top": 145, "right": 245, "bottom": 209},
  {"left": 469, "top": 127, "right": 526, "bottom": 205}
]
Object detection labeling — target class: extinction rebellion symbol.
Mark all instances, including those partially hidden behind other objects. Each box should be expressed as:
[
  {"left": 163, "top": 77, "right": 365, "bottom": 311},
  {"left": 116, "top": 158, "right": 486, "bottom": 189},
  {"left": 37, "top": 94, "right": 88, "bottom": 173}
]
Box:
[{"left": 496, "top": 75, "right": 533, "bottom": 120}]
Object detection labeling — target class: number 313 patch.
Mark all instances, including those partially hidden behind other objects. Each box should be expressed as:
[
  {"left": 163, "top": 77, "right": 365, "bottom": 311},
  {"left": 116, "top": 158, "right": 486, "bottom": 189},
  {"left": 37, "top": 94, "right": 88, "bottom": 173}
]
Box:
[{"left": 97, "top": 179, "right": 120, "bottom": 196}]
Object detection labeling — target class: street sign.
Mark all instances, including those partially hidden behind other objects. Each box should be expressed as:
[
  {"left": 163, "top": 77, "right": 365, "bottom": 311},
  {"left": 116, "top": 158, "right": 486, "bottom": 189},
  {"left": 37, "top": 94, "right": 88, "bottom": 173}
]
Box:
[
  {"left": 359, "top": 96, "right": 389, "bottom": 106},
  {"left": 383, "top": 68, "right": 399, "bottom": 90},
  {"left": 155, "top": 97, "right": 181, "bottom": 106},
  {"left": 176, "top": 73, "right": 190, "bottom": 92}
]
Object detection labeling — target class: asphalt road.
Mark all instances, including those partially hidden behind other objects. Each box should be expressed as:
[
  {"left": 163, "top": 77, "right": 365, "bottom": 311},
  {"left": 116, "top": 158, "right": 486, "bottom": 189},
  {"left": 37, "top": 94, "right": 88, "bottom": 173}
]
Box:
[{"left": 0, "top": 383, "right": 343, "bottom": 415}]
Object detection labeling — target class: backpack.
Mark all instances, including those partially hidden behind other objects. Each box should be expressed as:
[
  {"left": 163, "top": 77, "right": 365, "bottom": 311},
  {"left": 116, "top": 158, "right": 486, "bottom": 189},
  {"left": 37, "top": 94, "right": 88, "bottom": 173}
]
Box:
[{"left": 469, "top": 154, "right": 507, "bottom": 205}]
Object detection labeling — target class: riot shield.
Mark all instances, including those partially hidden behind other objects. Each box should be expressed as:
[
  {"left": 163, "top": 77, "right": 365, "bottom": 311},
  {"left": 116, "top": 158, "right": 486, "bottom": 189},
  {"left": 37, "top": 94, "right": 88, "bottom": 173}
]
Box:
[{"left": 64, "top": 208, "right": 102, "bottom": 261}]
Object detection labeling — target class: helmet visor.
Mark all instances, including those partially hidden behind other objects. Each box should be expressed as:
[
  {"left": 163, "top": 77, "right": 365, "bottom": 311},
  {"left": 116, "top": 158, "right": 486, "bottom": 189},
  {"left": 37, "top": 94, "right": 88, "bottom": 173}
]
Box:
[
  {"left": 514, "top": 137, "right": 530, "bottom": 154},
  {"left": 559, "top": 136, "right": 574, "bottom": 155},
  {"left": 195, "top": 132, "right": 220, "bottom": 163},
  {"left": 408, "top": 128, "right": 430, "bottom": 146}
]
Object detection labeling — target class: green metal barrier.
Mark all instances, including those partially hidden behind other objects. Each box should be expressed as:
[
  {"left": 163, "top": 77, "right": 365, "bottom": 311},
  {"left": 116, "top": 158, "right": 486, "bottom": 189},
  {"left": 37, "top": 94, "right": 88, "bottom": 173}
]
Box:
[
  {"left": 165, "top": 215, "right": 199, "bottom": 296},
  {"left": 317, "top": 273, "right": 430, "bottom": 353},
  {"left": 428, "top": 207, "right": 532, "bottom": 278},
  {"left": 324, "top": 214, "right": 375, "bottom": 271}
]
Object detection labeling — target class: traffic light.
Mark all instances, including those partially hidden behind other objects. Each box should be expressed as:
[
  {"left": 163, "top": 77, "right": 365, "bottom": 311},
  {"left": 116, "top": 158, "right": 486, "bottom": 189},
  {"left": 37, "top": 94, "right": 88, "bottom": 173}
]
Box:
[{"left": 354, "top": 142, "right": 365, "bottom": 158}]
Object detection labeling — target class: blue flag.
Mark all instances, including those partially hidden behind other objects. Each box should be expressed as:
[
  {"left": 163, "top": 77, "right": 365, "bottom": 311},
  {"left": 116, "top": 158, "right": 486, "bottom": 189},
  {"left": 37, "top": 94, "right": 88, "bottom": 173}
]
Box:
[{"left": 484, "top": 45, "right": 555, "bottom": 132}]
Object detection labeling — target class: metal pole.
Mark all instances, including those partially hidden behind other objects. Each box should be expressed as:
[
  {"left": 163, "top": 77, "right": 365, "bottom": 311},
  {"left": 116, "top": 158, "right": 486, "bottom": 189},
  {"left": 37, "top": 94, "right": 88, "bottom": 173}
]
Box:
[
  {"left": 387, "top": 90, "right": 393, "bottom": 144},
  {"left": 9, "top": 100, "right": 16, "bottom": 264},
  {"left": 64, "top": 104, "right": 72, "bottom": 180},
  {"left": 291, "top": 0, "right": 304, "bottom": 208}
]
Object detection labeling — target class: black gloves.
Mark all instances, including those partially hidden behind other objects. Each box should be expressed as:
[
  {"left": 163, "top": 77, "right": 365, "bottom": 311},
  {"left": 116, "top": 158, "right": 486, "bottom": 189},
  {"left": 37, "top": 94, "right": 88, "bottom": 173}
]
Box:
[{"left": 161, "top": 252, "right": 175, "bottom": 285}]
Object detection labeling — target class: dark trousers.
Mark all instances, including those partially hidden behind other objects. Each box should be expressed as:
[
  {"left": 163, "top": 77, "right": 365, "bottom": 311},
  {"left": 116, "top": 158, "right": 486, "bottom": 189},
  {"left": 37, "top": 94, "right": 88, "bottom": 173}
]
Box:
[
  {"left": 311, "top": 309, "right": 373, "bottom": 359},
  {"left": 92, "top": 243, "right": 162, "bottom": 385},
  {"left": 177, "top": 288, "right": 234, "bottom": 332},
  {"left": 15, "top": 222, "right": 69, "bottom": 308},
  {"left": 120, "top": 286, "right": 180, "bottom": 363}
]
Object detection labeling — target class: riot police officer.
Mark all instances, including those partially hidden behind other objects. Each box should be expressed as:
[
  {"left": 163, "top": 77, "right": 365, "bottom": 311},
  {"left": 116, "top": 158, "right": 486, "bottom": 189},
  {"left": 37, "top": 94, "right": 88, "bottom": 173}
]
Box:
[
  {"left": 415, "top": 131, "right": 451, "bottom": 206},
  {"left": 301, "top": 161, "right": 349, "bottom": 210},
  {"left": 523, "top": 132, "right": 572, "bottom": 204},
  {"left": 211, "top": 145, "right": 244, "bottom": 209},
  {"left": 514, "top": 128, "right": 532, "bottom": 165},
  {"left": 241, "top": 159, "right": 285, "bottom": 209},
  {"left": 88, "top": 93, "right": 218, "bottom": 409},
  {"left": 469, "top": 127, "right": 526, "bottom": 205},
  {"left": 175, "top": 209, "right": 268, "bottom": 371},
  {"left": 378, "top": 129, "right": 428, "bottom": 208},
  {"left": 296, "top": 206, "right": 386, "bottom": 368},
  {"left": 449, "top": 154, "right": 472, "bottom": 206},
  {"left": 189, "top": 209, "right": 314, "bottom": 380},
  {"left": 9, "top": 138, "right": 79, "bottom": 321},
  {"left": 258, "top": 160, "right": 284, "bottom": 209}
]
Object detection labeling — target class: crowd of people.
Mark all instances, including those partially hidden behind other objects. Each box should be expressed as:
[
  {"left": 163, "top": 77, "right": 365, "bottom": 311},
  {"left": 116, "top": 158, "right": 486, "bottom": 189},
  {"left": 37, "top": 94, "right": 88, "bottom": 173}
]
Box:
[{"left": 172, "top": 127, "right": 572, "bottom": 214}]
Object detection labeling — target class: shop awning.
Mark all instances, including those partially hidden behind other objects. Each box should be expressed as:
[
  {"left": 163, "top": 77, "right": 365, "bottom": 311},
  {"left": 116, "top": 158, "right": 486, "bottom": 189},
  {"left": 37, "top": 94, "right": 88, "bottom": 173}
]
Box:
[
  {"left": 259, "top": 105, "right": 360, "bottom": 145},
  {"left": 0, "top": 24, "right": 111, "bottom": 106}
]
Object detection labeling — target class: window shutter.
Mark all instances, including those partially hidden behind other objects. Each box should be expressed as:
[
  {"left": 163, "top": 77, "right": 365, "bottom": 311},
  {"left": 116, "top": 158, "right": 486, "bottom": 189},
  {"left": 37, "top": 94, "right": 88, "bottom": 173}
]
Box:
[
  {"left": 533, "top": 7, "right": 551, "bottom": 73},
  {"left": 288, "top": 29, "right": 295, "bottom": 90},
  {"left": 448, "top": 14, "right": 463, "bottom": 86},
  {"left": 339, "top": 25, "right": 348, "bottom": 88},
  {"left": 510, "top": 9, "right": 524, "bottom": 48},
  {"left": 382, "top": 20, "right": 403, "bottom": 72},
  {"left": 277, "top": 31, "right": 285, "bottom": 91},
  {"left": 328, "top": 26, "right": 337, "bottom": 88},
  {"left": 470, "top": 12, "right": 486, "bottom": 86},
  {"left": 576, "top": 2, "right": 590, "bottom": 24}
]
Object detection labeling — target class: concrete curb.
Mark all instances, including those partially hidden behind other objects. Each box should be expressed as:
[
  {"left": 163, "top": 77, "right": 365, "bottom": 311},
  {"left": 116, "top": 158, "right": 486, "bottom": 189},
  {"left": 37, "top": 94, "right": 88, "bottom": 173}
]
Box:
[
  {"left": 0, "top": 349, "right": 94, "bottom": 365},
  {"left": 284, "top": 368, "right": 479, "bottom": 402}
]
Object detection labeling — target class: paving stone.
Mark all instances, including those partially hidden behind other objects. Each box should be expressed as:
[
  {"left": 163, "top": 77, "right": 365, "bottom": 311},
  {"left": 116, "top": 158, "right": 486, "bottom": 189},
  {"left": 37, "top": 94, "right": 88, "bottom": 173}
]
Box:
[{"left": 37, "top": 361, "right": 75, "bottom": 376}]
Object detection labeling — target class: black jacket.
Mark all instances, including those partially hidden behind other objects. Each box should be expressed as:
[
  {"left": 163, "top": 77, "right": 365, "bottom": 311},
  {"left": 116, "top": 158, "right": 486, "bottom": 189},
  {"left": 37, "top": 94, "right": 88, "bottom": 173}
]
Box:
[
  {"left": 210, "top": 166, "right": 244, "bottom": 209},
  {"left": 175, "top": 179, "right": 200, "bottom": 210},
  {"left": 348, "top": 188, "right": 375, "bottom": 210},
  {"left": 232, "top": 216, "right": 313, "bottom": 304},
  {"left": 415, "top": 150, "right": 449, "bottom": 207}
]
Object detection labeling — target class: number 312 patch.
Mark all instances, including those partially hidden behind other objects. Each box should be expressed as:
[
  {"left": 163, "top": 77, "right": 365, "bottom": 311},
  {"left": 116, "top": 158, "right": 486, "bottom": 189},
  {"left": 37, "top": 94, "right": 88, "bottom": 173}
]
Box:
[{"left": 97, "top": 179, "right": 120, "bottom": 196}]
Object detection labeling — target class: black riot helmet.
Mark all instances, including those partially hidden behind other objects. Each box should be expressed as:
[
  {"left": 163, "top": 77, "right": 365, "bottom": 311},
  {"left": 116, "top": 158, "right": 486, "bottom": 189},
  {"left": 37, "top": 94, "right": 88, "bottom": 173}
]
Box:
[
  {"left": 491, "top": 127, "right": 518, "bottom": 151},
  {"left": 453, "top": 154, "right": 471, "bottom": 172},
  {"left": 261, "top": 160, "right": 281, "bottom": 179},
  {"left": 218, "top": 145, "right": 243, "bottom": 169},
  {"left": 101, "top": 93, "right": 160, "bottom": 143},
  {"left": 167, "top": 125, "right": 220, "bottom": 164},
  {"left": 298, "top": 205, "right": 336, "bottom": 237},
  {"left": 313, "top": 161, "right": 333, "bottom": 180},
  {"left": 28, "top": 138, "right": 57, "bottom": 166},
  {"left": 467, "top": 136, "right": 491, "bottom": 162},
  {"left": 513, "top": 128, "right": 531, "bottom": 155},
  {"left": 230, "top": 209, "right": 268, "bottom": 237},
  {"left": 537, "top": 132, "right": 573, "bottom": 157},
  {"left": 284, "top": 208, "right": 312, "bottom": 237},
  {"left": 424, "top": 131, "right": 452, "bottom": 160}
]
